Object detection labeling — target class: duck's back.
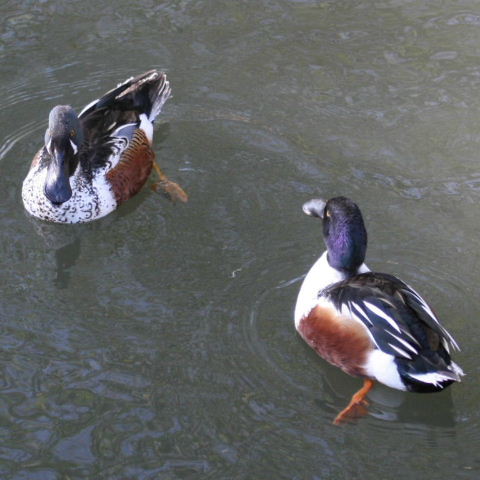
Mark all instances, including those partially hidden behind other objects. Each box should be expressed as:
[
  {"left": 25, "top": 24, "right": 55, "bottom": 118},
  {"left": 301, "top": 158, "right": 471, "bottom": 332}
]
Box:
[
  {"left": 79, "top": 70, "right": 171, "bottom": 205},
  {"left": 322, "top": 271, "right": 463, "bottom": 392}
]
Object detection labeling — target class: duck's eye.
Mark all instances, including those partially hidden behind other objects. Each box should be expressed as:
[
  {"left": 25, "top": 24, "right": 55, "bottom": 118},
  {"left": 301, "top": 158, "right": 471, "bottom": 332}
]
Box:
[
  {"left": 325, "top": 209, "right": 331, "bottom": 218},
  {"left": 70, "top": 129, "right": 76, "bottom": 137}
]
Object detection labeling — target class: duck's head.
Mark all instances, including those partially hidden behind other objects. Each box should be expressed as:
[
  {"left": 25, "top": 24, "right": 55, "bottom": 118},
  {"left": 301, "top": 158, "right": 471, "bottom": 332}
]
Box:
[
  {"left": 303, "top": 196, "right": 367, "bottom": 274},
  {"left": 44, "top": 105, "right": 83, "bottom": 205}
]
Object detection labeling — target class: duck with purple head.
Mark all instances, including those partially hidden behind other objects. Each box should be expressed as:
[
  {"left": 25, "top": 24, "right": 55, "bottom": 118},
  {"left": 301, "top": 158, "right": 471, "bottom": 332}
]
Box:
[
  {"left": 295, "top": 196, "right": 464, "bottom": 424},
  {"left": 22, "top": 70, "right": 187, "bottom": 223}
]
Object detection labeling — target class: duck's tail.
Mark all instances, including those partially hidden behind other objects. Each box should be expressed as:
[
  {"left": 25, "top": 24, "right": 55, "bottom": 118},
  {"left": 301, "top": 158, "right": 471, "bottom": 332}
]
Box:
[
  {"left": 400, "top": 359, "right": 464, "bottom": 393},
  {"left": 114, "top": 70, "right": 171, "bottom": 122},
  {"left": 146, "top": 72, "right": 171, "bottom": 123},
  {"left": 405, "top": 363, "right": 464, "bottom": 385},
  {"left": 79, "top": 70, "right": 171, "bottom": 122}
]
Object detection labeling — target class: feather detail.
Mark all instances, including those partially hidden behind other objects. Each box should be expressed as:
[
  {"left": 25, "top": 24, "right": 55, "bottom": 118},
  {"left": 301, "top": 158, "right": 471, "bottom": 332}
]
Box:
[
  {"left": 106, "top": 129, "right": 154, "bottom": 205},
  {"left": 298, "top": 304, "right": 373, "bottom": 378},
  {"left": 323, "top": 272, "right": 446, "bottom": 359},
  {"left": 405, "top": 369, "right": 462, "bottom": 387},
  {"left": 320, "top": 271, "right": 464, "bottom": 391}
]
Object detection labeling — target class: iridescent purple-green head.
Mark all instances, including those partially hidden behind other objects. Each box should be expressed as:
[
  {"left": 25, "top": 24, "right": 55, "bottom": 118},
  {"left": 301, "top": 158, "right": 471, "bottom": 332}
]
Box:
[
  {"left": 44, "top": 105, "right": 83, "bottom": 205},
  {"left": 302, "top": 196, "right": 367, "bottom": 274}
]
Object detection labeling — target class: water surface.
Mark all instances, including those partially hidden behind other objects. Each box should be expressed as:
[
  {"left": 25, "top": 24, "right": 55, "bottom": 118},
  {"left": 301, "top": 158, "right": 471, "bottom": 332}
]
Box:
[{"left": 1, "top": 1, "right": 479, "bottom": 479}]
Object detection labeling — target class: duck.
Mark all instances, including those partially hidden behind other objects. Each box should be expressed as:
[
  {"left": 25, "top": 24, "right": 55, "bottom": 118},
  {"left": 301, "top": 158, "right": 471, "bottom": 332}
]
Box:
[
  {"left": 294, "top": 196, "right": 464, "bottom": 424},
  {"left": 22, "top": 70, "right": 187, "bottom": 223}
]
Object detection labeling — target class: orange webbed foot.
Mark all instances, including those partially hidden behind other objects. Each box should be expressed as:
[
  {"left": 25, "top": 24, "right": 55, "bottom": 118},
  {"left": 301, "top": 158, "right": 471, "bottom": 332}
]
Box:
[
  {"left": 333, "top": 379, "right": 375, "bottom": 425},
  {"left": 152, "top": 179, "right": 188, "bottom": 203},
  {"left": 151, "top": 161, "right": 188, "bottom": 203}
]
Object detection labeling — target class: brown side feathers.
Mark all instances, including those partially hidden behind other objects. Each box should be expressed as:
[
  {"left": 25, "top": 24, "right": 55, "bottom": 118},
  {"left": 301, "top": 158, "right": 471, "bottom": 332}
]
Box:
[
  {"left": 298, "top": 305, "right": 373, "bottom": 378},
  {"left": 107, "top": 129, "right": 154, "bottom": 205}
]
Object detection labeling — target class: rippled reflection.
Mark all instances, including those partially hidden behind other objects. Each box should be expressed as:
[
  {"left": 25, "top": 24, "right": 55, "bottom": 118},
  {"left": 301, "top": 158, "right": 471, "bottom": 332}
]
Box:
[{"left": 0, "top": 0, "right": 479, "bottom": 478}]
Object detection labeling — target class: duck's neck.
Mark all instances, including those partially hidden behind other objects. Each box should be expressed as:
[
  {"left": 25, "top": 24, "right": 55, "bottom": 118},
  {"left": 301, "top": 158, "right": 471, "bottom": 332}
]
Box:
[
  {"left": 294, "top": 251, "right": 370, "bottom": 327},
  {"left": 325, "top": 233, "right": 366, "bottom": 275},
  {"left": 326, "top": 252, "right": 362, "bottom": 279}
]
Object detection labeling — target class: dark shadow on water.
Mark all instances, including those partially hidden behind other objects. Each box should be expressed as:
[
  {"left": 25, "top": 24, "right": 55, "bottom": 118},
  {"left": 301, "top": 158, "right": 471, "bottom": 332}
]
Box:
[
  {"left": 53, "top": 236, "right": 81, "bottom": 288},
  {"left": 25, "top": 214, "right": 83, "bottom": 289}
]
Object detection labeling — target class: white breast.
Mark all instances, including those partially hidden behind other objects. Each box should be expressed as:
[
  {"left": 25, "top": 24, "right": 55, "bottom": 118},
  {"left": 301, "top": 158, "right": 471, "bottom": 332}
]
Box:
[
  {"left": 22, "top": 159, "right": 118, "bottom": 224},
  {"left": 294, "top": 251, "right": 370, "bottom": 329}
]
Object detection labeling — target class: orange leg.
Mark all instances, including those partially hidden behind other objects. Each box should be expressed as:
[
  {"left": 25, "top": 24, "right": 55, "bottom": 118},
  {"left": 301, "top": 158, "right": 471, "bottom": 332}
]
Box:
[
  {"left": 151, "top": 161, "right": 188, "bottom": 203},
  {"left": 333, "top": 378, "right": 375, "bottom": 425}
]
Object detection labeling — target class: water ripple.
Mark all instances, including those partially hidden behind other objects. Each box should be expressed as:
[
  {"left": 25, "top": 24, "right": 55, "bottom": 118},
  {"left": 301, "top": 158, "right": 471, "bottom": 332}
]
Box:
[{"left": 0, "top": 121, "right": 42, "bottom": 162}]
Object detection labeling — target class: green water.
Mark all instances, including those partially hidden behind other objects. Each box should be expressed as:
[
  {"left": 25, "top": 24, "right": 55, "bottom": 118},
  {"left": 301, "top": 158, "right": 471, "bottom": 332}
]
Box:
[{"left": 0, "top": 1, "right": 479, "bottom": 478}]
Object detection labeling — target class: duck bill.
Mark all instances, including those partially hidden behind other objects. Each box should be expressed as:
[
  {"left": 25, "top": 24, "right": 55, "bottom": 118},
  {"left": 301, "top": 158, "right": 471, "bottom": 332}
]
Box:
[
  {"left": 44, "top": 148, "right": 73, "bottom": 205},
  {"left": 302, "top": 198, "right": 326, "bottom": 218}
]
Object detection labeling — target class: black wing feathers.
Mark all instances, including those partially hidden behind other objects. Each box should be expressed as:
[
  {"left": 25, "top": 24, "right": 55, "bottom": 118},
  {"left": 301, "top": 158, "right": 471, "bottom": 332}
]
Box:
[
  {"left": 79, "top": 70, "right": 160, "bottom": 119},
  {"left": 322, "top": 272, "right": 456, "bottom": 360},
  {"left": 77, "top": 71, "right": 164, "bottom": 172}
]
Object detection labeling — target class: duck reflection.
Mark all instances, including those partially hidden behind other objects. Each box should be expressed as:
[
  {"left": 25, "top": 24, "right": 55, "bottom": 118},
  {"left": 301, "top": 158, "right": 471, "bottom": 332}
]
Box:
[{"left": 25, "top": 215, "right": 82, "bottom": 289}]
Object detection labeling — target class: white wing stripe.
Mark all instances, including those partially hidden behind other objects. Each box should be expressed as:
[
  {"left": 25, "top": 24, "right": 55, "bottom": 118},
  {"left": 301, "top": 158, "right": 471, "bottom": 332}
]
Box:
[
  {"left": 349, "top": 303, "right": 373, "bottom": 325},
  {"left": 406, "top": 285, "right": 441, "bottom": 322},
  {"left": 78, "top": 98, "right": 99, "bottom": 117},
  {"left": 407, "top": 371, "right": 458, "bottom": 387},
  {"left": 387, "top": 343, "right": 412, "bottom": 359},
  {"left": 398, "top": 328, "right": 421, "bottom": 346},
  {"left": 69, "top": 139, "right": 78, "bottom": 154},
  {"left": 405, "top": 285, "right": 460, "bottom": 351},
  {"left": 363, "top": 301, "right": 402, "bottom": 333},
  {"left": 385, "top": 330, "right": 418, "bottom": 354},
  {"left": 378, "top": 297, "right": 396, "bottom": 308},
  {"left": 110, "top": 122, "right": 137, "bottom": 138},
  {"left": 46, "top": 139, "right": 53, "bottom": 155}
]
